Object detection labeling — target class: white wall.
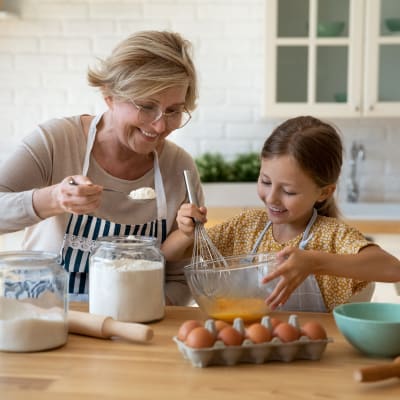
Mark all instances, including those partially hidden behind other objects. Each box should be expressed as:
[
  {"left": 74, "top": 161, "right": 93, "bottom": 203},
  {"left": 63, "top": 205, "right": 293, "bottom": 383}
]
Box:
[{"left": 0, "top": 0, "right": 399, "bottom": 202}]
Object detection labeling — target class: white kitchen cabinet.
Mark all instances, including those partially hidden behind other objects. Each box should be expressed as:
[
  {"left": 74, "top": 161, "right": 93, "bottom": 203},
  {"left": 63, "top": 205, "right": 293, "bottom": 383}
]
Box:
[{"left": 265, "top": 0, "right": 400, "bottom": 118}]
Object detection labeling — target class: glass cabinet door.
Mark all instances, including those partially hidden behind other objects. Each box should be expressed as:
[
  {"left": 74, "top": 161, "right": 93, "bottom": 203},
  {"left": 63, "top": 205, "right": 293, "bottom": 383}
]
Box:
[
  {"left": 266, "top": 0, "right": 361, "bottom": 117},
  {"left": 276, "top": 0, "right": 351, "bottom": 105},
  {"left": 278, "top": 0, "right": 309, "bottom": 37},
  {"left": 316, "top": 0, "right": 349, "bottom": 103},
  {"left": 364, "top": 0, "right": 400, "bottom": 116},
  {"left": 275, "top": 0, "right": 309, "bottom": 102},
  {"left": 378, "top": 0, "right": 400, "bottom": 102},
  {"left": 277, "top": 47, "right": 308, "bottom": 102}
]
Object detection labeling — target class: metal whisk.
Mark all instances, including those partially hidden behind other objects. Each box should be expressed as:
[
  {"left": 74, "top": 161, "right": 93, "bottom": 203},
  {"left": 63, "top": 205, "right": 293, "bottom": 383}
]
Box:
[{"left": 183, "top": 170, "right": 228, "bottom": 269}]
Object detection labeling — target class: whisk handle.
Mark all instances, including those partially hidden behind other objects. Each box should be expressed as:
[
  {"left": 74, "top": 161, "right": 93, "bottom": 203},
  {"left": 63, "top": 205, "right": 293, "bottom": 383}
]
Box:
[{"left": 183, "top": 170, "right": 199, "bottom": 206}]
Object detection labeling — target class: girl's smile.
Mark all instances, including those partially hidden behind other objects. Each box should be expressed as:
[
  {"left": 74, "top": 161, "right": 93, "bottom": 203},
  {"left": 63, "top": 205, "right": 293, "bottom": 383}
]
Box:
[{"left": 257, "top": 155, "right": 334, "bottom": 241}]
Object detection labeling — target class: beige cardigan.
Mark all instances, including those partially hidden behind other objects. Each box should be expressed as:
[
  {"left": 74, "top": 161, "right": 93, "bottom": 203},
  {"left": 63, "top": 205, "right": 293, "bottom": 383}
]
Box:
[{"left": 0, "top": 115, "right": 203, "bottom": 305}]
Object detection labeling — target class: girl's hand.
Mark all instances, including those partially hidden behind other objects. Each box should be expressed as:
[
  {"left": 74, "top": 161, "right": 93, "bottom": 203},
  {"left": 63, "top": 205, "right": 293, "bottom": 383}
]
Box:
[
  {"left": 262, "top": 247, "right": 317, "bottom": 310},
  {"left": 176, "top": 203, "right": 207, "bottom": 238},
  {"left": 54, "top": 176, "right": 103, "bottom": 214}
]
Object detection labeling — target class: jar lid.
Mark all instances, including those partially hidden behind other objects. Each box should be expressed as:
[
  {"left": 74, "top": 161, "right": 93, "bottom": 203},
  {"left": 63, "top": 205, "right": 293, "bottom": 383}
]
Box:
[
  {"left": 0, "top": 251, "right": 59, "bottom": 267},
  {"left": 96, "top": 235, "right": 158, "bottom": 248}
]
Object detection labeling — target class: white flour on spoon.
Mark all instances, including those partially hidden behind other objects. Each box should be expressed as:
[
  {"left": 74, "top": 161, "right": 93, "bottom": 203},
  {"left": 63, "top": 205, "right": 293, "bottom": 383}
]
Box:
[{"left": 129, "top": 187, "right": 156, "bottom": 200}]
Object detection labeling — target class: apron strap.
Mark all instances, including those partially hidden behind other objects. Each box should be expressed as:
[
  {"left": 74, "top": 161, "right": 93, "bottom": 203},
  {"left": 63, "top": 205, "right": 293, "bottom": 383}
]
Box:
[
  {"left": 251, "top": 208, "right": 318, "bottom": 253},
  {"left": 299, "top": 208, "right": 317, "bottom": 250},
  {"left": 153, "top": 150, "right": 167, "bottom": 221},
  {"left": 250, "top": 221, "right": 271, "bottom": 254},
  {"left": 82, "top": 113, "right": 103, "bottom": 176}
]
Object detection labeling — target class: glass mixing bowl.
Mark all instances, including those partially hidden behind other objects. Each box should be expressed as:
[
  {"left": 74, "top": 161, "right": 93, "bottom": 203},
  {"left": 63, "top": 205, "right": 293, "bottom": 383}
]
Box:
[{"left": 184, "top": 253, "right": 279, "bottom": 323}]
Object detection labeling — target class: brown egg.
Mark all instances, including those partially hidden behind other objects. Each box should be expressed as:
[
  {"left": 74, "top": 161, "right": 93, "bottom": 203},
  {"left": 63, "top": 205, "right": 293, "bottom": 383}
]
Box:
[
  {"left": 185, "top": 327, "right": 215, "bottom": 348},
  {"left": 177, "top": 320, "right": 202, "bottom": 341},
  {"left": 217, "top": 326, "right": 244, "bottom": 346},
  {"left": 214, "top": 320, "right": 230, "bottom": 332},
  {"left": 273, "top": 322, "right": 301, "bottom": 342},
  {"left": 269, "top": 317, "right": 283, "bottom": 330},
  {"left": 245, "top": 323, "right": 272, "bottom": 344},
  {"left": 301, "top": 321, "right": 327, "bottom": 340}
]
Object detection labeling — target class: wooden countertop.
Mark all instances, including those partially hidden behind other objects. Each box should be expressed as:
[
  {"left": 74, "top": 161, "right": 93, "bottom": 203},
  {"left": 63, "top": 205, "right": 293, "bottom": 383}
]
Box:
[
  {"left": 1, "top": 303, "right": 400, "bottom": 399},
  {"left": 206, "top": 207, "right": 400, "bottom": 233}
]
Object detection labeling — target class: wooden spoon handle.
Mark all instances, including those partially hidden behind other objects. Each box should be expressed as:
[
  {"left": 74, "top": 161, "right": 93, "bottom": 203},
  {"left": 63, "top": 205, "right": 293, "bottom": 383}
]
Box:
[{"left": 354, "top": 357, "right": 400, "bottom": 382}]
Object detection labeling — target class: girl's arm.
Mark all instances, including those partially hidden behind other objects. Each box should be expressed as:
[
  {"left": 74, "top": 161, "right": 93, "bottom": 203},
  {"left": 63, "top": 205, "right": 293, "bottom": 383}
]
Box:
[
  {"left": 161, "top": 203, "right": 207, "bottom": 262},
  {"left": 262, "top": 245, "right": 400, "bottom": 309}
]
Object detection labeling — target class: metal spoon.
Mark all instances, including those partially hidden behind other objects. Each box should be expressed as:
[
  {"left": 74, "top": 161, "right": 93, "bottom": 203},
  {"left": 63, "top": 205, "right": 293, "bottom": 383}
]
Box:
[
  {"left": 68, "top": 178, "right": 128, "bottom": 196},
  {"left": 68, "top": 179, "right": 155, "bottom": 200}
]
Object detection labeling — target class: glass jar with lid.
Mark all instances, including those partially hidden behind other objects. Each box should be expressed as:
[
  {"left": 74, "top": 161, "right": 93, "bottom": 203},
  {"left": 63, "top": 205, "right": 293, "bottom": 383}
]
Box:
[
  {"left": 89, "top": 235, "right": 165, "bottom": 323},
  {"left": 0, "top": 251, "right": 68, "bottom": 352}
]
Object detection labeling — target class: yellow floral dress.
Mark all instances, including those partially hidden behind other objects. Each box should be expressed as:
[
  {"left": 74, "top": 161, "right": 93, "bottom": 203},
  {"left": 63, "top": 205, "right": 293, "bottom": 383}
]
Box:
[{"left": 206, "top": 208, "right": 372, "bottom": 312}]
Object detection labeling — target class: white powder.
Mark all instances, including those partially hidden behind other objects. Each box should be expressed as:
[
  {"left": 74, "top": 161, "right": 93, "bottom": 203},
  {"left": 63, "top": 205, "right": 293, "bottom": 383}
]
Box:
[
  {"left": 0, "top": 297, "right": 67, "bottom": 352},
  {"left": 89, "top": 259, "right": 164, "bottom": 323},
  {"left": 129, "top": 187, "right": 156, "bottom": 200}
]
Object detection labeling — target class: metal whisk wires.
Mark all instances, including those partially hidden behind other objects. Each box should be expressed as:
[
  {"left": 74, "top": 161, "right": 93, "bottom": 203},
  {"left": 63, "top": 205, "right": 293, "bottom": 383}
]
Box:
[{"left": 183, "top": 170, "right": 228, "bottom": 269}]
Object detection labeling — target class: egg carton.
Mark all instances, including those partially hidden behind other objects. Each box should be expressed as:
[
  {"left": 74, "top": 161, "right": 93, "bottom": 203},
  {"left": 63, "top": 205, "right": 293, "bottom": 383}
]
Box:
[{"left": 173, "top": 314, "right": 333, "bottom": 368}]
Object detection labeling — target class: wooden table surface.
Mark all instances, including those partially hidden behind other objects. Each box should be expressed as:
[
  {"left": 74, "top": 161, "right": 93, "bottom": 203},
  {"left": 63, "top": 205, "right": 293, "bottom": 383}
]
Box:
[{"left": 1, "top": 304, "right": 400, "bottom": 400}]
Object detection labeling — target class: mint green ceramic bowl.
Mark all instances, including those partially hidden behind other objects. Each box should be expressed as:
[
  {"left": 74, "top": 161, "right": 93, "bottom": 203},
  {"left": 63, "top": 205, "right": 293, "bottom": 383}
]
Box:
[
  {"left": 385, "top": 18, "right": 400, "bottom": 32},
  {"left": 333, "top": 302, "right": 400, "bottom": 358},
  {"left": 317, "top": 21, "right": 345, "bottom": 37}
]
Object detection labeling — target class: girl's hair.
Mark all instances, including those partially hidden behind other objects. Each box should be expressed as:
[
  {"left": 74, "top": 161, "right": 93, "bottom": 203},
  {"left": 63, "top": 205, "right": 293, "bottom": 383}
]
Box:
[
  {"left": 87, "top": 30, "right": 198, "bottom": 111},
  {"left": 261, "top": 116, "right": 343, "bottom": 218}
]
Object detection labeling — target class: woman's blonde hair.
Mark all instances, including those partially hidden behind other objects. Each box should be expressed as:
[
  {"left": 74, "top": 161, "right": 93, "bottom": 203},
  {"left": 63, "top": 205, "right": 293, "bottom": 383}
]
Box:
[{"left": 87, "top": 30, "right": 198, "bottom": 111}]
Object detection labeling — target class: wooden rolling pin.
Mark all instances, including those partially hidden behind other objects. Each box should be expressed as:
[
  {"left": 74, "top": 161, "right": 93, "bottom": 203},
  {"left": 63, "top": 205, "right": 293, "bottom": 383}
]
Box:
[
  {"left": 354, "top": 356, "right": 400, "bottom": 382},
  {"left": 68, "top": 310, "right": 153, "bottom": 343}
]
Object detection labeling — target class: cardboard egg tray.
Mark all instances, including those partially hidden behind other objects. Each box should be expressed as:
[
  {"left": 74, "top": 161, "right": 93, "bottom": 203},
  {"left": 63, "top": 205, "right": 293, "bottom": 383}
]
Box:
[{"left": 173, "top": 314, "right": 333, "bottom": 368}]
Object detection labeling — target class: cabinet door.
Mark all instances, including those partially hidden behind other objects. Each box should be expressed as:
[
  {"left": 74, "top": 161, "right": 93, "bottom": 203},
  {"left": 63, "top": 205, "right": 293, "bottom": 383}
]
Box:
[
  {"left": 265, "top": 0, "right": 363, "bottom": 118},
  {"left": 364, "top": 0, "right": 400, "bottom": 116}
]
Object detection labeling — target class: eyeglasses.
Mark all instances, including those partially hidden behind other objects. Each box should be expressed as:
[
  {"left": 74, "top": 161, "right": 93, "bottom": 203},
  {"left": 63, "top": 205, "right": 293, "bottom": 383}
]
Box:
[{"left": 130, "top": 100, "right": 192, "bottom": 129}]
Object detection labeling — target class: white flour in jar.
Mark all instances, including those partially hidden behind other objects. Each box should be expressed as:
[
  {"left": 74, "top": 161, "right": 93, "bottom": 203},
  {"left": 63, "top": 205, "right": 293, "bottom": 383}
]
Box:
[
  {"left": 0, "top": 297, "right": 67, "bottom": 352},
  {"left": 89, "top": 259, "right": 164, "bottom": 323}
]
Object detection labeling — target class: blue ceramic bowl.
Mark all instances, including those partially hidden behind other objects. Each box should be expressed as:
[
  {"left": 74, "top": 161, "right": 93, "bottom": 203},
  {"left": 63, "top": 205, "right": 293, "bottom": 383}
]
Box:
[
  {"left": 333, "top": 302, "right": 400, "bottom": 358},
  {"left": 317, "top": 21, "right": 345, "bottom": 37},
  {"left": 385, "top": 18, "right": 400, "bottom": 32}
]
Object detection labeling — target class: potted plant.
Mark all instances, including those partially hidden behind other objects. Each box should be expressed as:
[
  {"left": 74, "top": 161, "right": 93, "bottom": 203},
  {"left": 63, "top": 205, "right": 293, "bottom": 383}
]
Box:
[{"left": 195, "top": 152, "right": 262, "bottom": 207}]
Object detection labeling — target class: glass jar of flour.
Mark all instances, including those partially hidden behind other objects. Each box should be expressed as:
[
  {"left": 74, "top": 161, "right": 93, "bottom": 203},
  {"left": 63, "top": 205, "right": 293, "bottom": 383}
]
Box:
[
  {"left": 0, "top": 251, "right": 68, "bottom": 352},
  {"left": 89, "top": 236, "right": 165, "bottom": 323}
]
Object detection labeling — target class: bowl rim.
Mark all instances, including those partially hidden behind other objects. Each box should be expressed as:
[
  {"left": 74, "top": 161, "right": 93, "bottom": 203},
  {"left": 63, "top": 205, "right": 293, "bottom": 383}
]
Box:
[
  {"left": 183, "top": 252, "right": 278, "bottom": 272},
  {"left": 333, "top": 302, "right": 400, "bottom": 324}
]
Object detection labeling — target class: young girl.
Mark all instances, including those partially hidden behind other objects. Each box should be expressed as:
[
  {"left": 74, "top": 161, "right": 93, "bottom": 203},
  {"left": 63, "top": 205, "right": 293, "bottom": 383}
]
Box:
[{"left": 162, "top": 116, "right": 400, "bottom": 312}]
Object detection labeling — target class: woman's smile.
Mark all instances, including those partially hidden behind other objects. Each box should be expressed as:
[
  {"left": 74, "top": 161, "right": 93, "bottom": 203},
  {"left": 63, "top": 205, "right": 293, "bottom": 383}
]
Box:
[{"left": 139, "top": 128, "right": 159, "bottom": 140}]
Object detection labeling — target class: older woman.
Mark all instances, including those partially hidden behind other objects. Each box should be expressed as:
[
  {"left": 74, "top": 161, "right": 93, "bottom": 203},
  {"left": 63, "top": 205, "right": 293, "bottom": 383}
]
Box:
[{"left": 0, "top": 30, "right": 203, "bottom": 304}]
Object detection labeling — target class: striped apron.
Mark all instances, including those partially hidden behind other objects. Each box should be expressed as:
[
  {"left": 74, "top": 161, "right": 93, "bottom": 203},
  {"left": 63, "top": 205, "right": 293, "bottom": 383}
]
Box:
[
  {"left": 60, "top": 113, "right": 168, "bottom": 302},
  {"left": 252, "top": 208, "right": 327, "bottom": 312}
]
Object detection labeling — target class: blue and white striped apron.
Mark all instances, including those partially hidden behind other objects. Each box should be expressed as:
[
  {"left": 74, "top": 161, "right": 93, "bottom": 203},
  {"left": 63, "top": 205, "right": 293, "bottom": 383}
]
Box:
[
  {"left": 60, "top": 113, "right": 168, "bottom": 301},
  {"left": 252, "top": 208, "right": 327, "bottom": 312}
]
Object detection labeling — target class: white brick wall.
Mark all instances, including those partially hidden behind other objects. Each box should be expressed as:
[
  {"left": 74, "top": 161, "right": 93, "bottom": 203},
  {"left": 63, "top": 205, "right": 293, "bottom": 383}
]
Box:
[{"left": 0, "top": 0, "right": 399, "bottom": 202}]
